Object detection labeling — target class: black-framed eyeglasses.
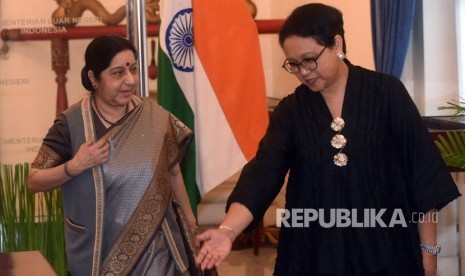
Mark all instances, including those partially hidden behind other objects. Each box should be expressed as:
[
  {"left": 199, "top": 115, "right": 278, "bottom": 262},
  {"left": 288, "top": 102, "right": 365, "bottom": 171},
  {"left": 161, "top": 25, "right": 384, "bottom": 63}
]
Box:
[{"left": 282, "top": 46, "right": 327, "bottom": 74}]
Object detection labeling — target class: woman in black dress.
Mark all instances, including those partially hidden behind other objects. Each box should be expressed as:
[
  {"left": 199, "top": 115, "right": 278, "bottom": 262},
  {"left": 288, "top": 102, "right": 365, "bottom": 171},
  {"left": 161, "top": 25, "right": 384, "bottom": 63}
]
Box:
[{"left": 196, "top": 3, "right": 460, "bottom": 276}]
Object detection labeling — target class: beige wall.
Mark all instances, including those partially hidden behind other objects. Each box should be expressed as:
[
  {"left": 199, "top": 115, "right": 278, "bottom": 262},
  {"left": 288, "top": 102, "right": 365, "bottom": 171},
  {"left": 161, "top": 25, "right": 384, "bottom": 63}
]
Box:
[
  {"left": 0, "top": 1, "right": 125, "bottom": 164},
  {"left": 0, "top": 0, "right": 374, "bottom": 164},
  {"left": 255, "top": 0, "right": 374, "bottom": 98}
]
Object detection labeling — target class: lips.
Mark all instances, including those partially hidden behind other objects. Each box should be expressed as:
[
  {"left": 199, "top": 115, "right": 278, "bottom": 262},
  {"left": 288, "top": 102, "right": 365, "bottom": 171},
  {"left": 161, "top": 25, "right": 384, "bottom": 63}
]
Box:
[
  {"left": 120, "top": 89, "right": 133, "bottom": 95},
  {"left": 305, "top": 76, "right": 319, "bottom": 86}
]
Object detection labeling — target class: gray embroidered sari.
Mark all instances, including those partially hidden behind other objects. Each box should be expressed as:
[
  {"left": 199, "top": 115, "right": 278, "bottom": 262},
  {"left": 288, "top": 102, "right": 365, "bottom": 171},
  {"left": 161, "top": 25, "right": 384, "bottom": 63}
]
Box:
[{"left": 33, "top": 94, "right": 196, "bottom": 276}]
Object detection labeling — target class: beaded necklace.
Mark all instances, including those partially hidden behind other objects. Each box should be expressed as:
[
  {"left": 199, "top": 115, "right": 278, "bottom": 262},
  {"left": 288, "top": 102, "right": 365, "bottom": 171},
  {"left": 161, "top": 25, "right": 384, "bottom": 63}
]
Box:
[{"left": 91, "top": 95, "right": 130, "bottom": 127}]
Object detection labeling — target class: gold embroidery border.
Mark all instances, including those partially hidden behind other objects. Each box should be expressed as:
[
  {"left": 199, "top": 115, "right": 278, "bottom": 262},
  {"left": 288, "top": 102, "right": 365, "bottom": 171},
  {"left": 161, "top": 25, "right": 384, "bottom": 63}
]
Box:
[
  {"left": 31, "top": 144, "right": 63, "bottom": 169},
  {"left": 100, "top": 99, "right": 171, "bottom": 275},
  {"left": 161, "top": 219, "right": 187, "bottom": 272},
  {"left": 82, "top": 94, "right": 105, "bottom": 276},
  {"left": 100, "top": 157, "right": 171, "bottom": 275}
]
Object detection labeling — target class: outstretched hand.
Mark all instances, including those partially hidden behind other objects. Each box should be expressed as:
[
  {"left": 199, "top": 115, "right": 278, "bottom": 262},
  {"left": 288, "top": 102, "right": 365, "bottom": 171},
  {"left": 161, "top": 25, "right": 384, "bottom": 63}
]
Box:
[{"left": 196, "top": 228, "right": 234, "bottom": 270}]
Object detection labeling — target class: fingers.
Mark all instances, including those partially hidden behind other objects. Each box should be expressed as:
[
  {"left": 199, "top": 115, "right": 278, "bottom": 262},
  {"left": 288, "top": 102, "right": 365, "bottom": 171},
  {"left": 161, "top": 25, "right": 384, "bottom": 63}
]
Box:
[
  {"left": 96, "top": 143, "right": 110, "bottom": 165},
  {"left": 76, "top": 138, "right": 110, "bottom": 168},
  {"left": 85, "top": 137, "right": 107, "bottom": 150},
  {"left": 203, "top": 251, "right": 217, "bottom": 270},
  {"left": 195, "top": 230, "right": 230, "bottom": 270},
  {"left": 94, "top": 137, "right": 109, "bottom": 153},
  {"left": 197, "top": 247, "right": 213, "bottom": 270},
  {"left": 196, "top": 232, "right": 210, "bottom": 242},
  {"left": 206, "top": 253, "right": 223, "bottom": 270},
  {"left": 197, "top": 246, "right": 225, "bottom": 270},
  {"left": 84, "top": 139, "right": 94, "bottom": 145},
  {"left": 214, "top": 255, "right": 225, "bottom": 268},
  {"left": 91, "top": 138, "right": 110, "bottom": 161},
  {"left": 99, "top": 146, "right": 110, "bottom": 163},
  {"left": 95, "top": 136, "right": 108, "bottom": 148},
  {"left": 98, "top": 143, "right": 109, "bottom": 155},
  {"left": 196, "top": 242, "right": 213, "bottom": 267}
]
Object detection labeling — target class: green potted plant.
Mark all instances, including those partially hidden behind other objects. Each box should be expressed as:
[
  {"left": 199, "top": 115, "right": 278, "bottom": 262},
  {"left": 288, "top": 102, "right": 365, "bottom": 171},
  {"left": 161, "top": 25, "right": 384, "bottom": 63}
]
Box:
[
  {"left": 0, "top": 163, "right": 67, "bottom": 275},
  {"left": 434, "top": 100, "right": 465, "bottom": 169}
]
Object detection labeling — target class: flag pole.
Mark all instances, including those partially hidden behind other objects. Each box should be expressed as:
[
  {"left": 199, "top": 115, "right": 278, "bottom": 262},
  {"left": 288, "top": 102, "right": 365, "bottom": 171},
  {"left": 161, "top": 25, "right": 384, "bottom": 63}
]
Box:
[{"left": 127, "top": 0, "right": 149, "bottom": 98}]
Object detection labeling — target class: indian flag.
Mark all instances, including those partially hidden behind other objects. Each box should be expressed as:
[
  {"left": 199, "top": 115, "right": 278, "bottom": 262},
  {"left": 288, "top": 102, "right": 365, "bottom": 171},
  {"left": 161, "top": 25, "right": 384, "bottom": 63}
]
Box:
[{"left": 157, "top": 0, "right": 268, "bottom": 213}]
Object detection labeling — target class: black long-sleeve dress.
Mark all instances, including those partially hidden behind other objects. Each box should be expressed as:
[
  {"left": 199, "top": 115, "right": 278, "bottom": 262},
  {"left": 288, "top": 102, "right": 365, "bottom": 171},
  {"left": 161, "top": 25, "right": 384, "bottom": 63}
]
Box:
[{"left": 227, "top": 61, "right": 461, "bottom": 276}]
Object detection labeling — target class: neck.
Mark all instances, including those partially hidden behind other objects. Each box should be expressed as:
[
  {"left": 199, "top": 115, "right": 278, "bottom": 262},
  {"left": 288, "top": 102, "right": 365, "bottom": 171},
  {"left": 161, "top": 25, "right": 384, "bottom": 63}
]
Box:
[
  {"left": 320, "top": 63, "right": 349, "bottom": 118},
  {"left": 92, "top": 95, "right": 130, "bottom": 127}
]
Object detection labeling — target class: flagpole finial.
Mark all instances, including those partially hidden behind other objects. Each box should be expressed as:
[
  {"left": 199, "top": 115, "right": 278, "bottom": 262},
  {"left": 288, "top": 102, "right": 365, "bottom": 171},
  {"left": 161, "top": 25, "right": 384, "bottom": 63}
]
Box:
[
  {"left": 244, "top": 0, "right": 257, "bottom": 18},
  {"left": 146, "top": 0, "right": 160, "bottom": 24}
]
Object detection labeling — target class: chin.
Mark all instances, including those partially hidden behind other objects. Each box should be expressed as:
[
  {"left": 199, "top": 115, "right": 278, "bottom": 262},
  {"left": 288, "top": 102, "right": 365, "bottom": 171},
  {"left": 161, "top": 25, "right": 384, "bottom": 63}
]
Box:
[
  {"left": 303, "top": 83, "right": 319, "bottom": 92},
  {"left": 116, "top": 96, "right": 131, "bottom": 106},
  {"left": 120, "top": 91, "right": 133, "bottom": 99},
  {"left": 305, "top": 79, "right": 327, "bottom": 92}
]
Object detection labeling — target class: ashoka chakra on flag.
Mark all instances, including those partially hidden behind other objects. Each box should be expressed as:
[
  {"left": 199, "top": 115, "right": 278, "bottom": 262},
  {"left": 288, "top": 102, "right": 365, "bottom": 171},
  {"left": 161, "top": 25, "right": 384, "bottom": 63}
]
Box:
[{"left": 165, "top": 8, "right": 194, "bottom": 72}]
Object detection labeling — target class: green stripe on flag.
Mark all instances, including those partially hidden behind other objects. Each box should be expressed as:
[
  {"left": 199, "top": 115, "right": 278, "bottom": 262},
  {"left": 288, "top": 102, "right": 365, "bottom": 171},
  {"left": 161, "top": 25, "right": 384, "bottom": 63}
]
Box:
[{"left": 157, "top": 45, "right": 201, "bottom": 217}]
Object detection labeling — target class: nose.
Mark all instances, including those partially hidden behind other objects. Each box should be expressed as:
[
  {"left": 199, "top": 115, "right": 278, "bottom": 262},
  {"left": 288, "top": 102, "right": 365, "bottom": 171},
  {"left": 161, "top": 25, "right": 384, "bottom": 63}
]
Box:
[
  {"left": 124, "top": 70, "right": 138, "bottom": 84},
  {"left": 297, "top": 65, "right": 312, "bottom": 75}
]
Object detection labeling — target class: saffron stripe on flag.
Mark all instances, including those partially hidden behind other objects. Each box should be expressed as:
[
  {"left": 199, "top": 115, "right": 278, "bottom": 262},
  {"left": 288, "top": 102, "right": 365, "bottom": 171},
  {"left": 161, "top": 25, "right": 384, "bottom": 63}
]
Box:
[
  {"left": 193, "top": 0, "right": 269, "bottom": 160},
  {"left": 158, "top": 0, "right": 268, "bottom": 199}
]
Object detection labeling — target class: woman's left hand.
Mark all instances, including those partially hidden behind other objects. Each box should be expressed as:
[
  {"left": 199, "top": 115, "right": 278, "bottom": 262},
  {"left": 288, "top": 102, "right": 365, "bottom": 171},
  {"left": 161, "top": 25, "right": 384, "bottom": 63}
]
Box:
[
  {"left": 422, "top": 252, "right": 437, "bottom": 276},
  {"left": 196, "top": 228, "right": 233, "bottom": 270}
]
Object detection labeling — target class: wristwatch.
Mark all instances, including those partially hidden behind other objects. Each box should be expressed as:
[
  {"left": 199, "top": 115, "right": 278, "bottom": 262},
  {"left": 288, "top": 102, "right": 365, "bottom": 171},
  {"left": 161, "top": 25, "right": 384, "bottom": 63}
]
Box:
[{"left": 420, "top": 243, "right": 441, "bottom": 255}]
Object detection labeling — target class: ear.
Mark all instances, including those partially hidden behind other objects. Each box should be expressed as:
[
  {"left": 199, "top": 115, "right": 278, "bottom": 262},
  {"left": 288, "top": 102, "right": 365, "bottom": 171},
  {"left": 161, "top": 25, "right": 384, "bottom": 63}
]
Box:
[
  {"left": 88, "top": 70, "right": 97, "bottom": 84},
  {"left": 334, "top": 35, "right": 343, "bottom": 51}
]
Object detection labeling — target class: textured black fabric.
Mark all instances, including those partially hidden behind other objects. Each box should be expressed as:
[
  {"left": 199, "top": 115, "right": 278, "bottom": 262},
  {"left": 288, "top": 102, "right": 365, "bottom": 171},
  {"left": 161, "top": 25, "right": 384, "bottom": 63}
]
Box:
[{"left": 227, "top": 62, "right": 461, "bottom": 276}]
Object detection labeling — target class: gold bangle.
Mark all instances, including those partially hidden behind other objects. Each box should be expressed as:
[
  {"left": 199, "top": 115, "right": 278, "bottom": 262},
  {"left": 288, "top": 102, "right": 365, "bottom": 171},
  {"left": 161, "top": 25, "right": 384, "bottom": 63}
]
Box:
[
  {"left": 219, "top": 225, "right": 237, "bottom": 237},
  {"left": 64, "top": 161, "right": 74, "bottom": 178}
]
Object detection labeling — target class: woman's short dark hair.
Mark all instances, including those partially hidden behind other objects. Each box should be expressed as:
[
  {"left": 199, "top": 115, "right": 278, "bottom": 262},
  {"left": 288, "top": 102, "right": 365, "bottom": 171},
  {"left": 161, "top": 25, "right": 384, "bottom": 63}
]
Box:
[
  {"left": 278, "top": 3, "right": 346, "bottom": 54},
  {"left": 81, "top": 35, "right": 138, "bottom": 92}
]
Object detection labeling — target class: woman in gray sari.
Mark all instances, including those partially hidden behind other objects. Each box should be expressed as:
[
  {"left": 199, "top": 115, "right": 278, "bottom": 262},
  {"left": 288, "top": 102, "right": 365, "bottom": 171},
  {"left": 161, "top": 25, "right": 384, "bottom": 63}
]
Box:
[{"left": 28, "top": 35, "right": 199, "bottom": 276}]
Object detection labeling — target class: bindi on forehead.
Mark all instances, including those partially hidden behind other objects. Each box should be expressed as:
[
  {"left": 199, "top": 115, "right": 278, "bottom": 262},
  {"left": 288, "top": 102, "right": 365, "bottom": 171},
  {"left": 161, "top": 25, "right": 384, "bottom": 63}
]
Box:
[{"left": 126, "top": 62, "right": 130, "bottom": 67}]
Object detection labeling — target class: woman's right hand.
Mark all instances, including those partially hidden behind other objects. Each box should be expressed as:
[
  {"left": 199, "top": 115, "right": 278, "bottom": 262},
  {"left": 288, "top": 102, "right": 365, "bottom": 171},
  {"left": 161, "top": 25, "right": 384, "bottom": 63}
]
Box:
[
  {"left": 196, "top": 228, "right": 234, "bottom": 270},
  {"left": 28, "top": 137, "right": 110, "bottom": 193},
  {"left": 67, "top": 137, "right": 109, "bottom": 176}
]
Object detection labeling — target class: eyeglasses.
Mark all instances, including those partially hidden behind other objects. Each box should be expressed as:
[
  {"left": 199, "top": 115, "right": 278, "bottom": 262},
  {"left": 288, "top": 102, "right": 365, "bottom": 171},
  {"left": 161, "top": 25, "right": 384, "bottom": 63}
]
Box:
[{"left": 282, "top": 46, "right": 327, "bottom": 74}]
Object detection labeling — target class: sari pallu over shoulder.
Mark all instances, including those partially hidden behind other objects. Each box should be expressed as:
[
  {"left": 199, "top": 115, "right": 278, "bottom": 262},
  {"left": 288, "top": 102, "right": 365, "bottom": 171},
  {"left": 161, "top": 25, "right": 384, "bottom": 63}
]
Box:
[
  {"left": 62, "top": 94, "right": 196, "bottom": 275},
  {"left": 93, "top": 96, "right": 188, "bottom": 275}
]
